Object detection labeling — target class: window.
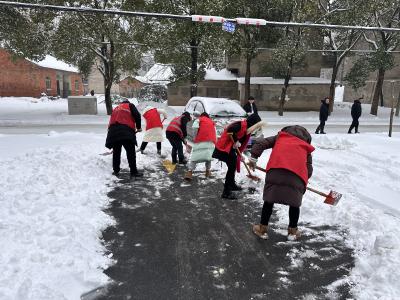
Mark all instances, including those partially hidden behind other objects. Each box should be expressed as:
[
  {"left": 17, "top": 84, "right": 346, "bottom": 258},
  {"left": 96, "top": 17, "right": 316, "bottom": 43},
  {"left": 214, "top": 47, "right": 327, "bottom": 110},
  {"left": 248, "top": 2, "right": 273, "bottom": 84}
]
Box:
[
  {"left": 75, "top": 80, "right": 79, "bottom": 91},
  {"left": 45, "top": 77, "right": 51, "bottom": 90}
]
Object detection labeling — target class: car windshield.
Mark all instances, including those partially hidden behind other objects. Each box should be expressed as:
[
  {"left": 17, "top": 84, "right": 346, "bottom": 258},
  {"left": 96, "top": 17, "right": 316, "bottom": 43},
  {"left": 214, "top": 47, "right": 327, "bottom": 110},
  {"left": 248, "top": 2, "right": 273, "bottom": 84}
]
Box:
[{"left": 209, "top": 101, "right": 246, "bottom": 117}]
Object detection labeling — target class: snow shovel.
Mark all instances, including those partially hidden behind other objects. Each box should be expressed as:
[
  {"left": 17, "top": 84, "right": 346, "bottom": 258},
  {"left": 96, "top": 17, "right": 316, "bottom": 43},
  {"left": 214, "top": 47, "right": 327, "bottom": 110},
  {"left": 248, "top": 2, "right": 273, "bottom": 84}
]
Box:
[
  {"left": 247, "top": 163, "right": 342, "bottom": 206},
  {"left": 162, "top": 159, "right": 177, "bottom": 174},
  {"left": 99, "top": 150, "right": 113, "bottom": 156},
  {"left": 229, "top": 135, "right": 261, "bottom": 182}
]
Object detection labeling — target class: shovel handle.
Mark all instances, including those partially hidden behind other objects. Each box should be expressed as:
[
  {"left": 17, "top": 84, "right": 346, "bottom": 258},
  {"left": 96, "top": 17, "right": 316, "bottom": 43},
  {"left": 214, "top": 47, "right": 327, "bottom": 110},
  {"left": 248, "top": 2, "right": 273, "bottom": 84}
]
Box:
[{"left": 247, "top": 162, "right": 329, "bottom": 197}]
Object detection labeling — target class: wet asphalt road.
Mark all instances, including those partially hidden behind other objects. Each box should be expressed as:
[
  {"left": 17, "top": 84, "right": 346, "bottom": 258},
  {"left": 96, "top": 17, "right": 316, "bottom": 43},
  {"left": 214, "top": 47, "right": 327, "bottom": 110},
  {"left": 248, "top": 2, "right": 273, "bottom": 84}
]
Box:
[{"left": 84, "top": 163, "right": 354, "bottom": 300}]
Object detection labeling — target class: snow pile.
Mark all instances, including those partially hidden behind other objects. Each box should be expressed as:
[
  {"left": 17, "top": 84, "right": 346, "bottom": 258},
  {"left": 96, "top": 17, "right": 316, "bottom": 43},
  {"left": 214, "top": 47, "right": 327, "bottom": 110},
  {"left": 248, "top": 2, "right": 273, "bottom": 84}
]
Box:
[
  {"left": 0, "top": 133, "right": 114, "bottom": 300},
  {"left": 240, "top": 133, "right": 400, "bottom": 299}
]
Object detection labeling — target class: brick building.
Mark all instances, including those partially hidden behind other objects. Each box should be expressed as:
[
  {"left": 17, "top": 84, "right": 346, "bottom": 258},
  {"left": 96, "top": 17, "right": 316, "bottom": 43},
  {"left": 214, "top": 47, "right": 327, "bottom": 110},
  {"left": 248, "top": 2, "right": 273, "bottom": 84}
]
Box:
[{"left": 0, "top": 49, "right": 84, "bottom": 98}]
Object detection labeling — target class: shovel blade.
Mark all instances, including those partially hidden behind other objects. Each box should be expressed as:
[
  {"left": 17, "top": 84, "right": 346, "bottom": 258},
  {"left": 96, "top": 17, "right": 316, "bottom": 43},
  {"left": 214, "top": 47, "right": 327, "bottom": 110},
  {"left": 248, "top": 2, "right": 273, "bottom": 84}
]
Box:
[
  {"left": 324, "top": 190, "right": 342, "bottom": 206},
  {"left": 162, "top": 160, "right": 177, "bottom": 174},
  {"left": 247, "top": 174, "right": 261, "bottom": 182}
]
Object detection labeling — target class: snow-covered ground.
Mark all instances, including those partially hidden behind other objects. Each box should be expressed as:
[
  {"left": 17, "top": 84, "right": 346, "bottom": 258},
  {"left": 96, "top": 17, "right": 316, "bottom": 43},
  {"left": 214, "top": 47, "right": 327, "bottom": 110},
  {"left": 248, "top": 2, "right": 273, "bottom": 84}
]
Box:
[{"left": 0, "top": 97, "right": 400, "bottom": 299}]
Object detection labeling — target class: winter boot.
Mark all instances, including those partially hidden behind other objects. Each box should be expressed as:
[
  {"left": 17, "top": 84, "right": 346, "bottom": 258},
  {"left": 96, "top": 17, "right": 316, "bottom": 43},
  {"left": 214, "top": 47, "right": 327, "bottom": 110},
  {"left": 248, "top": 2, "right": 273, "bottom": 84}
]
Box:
[
  {"left": 252, "top": 224, "right": 268, "bottom": 240},
  {"left": 221, "top": 190, "right": 237, "bottom": 200},
  {"left": 205, "top": 169, "right": 212, "bottom": 177},
  {"left": 287, "top": 227, "right": 301, "bottom": 241},
  {"left": 112, "top": 171, "right": 120, "bottom": 177},
  {"left": 178, "top": 159, "right": 188, "bottom": 166},
  {"left": 184, "top": 170, "right": 193, "bottom": 181},
  {"left": 130, "top": 171, "right": 144, "bottom": 178},
  {"left": 230, "top": 182, "right": 243, "bottom": 191}
]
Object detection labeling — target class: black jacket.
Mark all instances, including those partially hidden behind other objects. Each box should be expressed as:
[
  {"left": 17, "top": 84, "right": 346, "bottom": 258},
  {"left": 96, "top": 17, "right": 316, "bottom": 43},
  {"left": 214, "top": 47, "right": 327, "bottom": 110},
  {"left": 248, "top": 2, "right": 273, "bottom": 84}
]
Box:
[
  {"left": 243, "top": 102, "right": 258, "bottom": 115},
  {"left": 351, "top": 100, "right": 362, "bottom": 119},
  {"left": 319, "top": 100, "right": 329, "bottom": 121},
  {"left": 105, "top": 101, "right": 141, "bottom": 149}
]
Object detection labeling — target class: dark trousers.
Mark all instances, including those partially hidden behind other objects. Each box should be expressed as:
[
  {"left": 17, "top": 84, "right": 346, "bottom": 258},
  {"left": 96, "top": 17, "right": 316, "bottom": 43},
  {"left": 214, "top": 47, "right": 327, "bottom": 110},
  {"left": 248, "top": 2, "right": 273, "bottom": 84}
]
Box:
[
  {"left": 166, "top": 132, "right": 184, "bottom": 163},
  {"left": 260, "top": 202, "right": 300, "bottom": 228},
  {"left": 113, "top": 140, "right": 137, "bottom": 174},
  {"left": 223, "top": 149, "right": 237, "bottom": 193},
  {"left": 140, "top": 142, "right": 161, "bottom": 152},
  {"left": 348, "top": 118, "right": 359, "bottom": 133},
  {"left": 315, "top": 120, "right": 326, "bottom": 133}
]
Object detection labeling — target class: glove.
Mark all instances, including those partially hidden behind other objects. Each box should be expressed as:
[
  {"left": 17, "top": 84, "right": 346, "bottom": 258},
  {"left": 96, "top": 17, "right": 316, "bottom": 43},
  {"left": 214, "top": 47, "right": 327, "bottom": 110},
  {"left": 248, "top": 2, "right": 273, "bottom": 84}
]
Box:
[
  {"left": 233, "top": 141, "right": 241, "bottom": 149},
  {"left": 247, "top": 157, "right": 257, "bottom": 171}
]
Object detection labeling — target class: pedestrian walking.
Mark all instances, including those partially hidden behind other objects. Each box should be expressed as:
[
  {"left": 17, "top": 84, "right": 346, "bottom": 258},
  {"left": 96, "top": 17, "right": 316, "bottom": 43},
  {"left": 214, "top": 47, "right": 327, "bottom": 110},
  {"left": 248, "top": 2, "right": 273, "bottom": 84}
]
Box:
[
  {"left": 105, "top": 100, "right": 143, "bottom": 178},
  {"left": 166, "top": 112, "right": 192, "bottom": 165},
  {"left": 348, "top": 97, "right": 362, "bottom": 134},
  {"left": 212, "top": 114, "right": 264, "bottom": 199},
  {"left": 248, "top": 125, "right": 314, "bottom": 241},
  {"left": 315, "top": 97, "right": 330, "bottom": 134},
  {"left": 138, "top": 106, "right": 167, "bottom": 155},
  {"left": 184, "top": 112, "right": 217, "bottom": 180},
  {"left": 243, "top": 96, "right": 258, "bottom": 116}
]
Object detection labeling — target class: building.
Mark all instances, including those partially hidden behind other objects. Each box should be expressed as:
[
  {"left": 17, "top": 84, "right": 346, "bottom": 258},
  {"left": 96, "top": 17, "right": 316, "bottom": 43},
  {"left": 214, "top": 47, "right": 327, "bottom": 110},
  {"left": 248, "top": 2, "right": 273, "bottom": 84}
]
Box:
[
  {"left": 0, "top": 49, "right": 84, "bottom": 98},
  {"left": 167, "top": 49, "right": 332, "bottom": 110}
]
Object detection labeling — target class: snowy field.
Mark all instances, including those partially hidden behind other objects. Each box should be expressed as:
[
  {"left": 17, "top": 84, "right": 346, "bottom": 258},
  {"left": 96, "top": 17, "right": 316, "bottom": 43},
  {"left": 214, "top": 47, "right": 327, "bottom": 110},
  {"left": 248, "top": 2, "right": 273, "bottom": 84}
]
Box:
[{"left": 0, "top": 97, "right": 400, "bottom": 299}]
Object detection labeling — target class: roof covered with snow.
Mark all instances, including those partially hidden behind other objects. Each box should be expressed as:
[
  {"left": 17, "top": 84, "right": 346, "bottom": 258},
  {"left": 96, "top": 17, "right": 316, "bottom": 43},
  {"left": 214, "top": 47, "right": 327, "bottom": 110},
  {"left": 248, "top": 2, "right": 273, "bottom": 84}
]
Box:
[
  {"left": 30, "top": 55, "right": 79, "bottom": 73},
  {"left": 136, "top": 63, "right": 173, "bottom": 85},
  {"left": 237, "top": 77, "right": 333, "bottom": 85},
  {"left": 204, "top": 68, "right": 237, "bottom": 81}
]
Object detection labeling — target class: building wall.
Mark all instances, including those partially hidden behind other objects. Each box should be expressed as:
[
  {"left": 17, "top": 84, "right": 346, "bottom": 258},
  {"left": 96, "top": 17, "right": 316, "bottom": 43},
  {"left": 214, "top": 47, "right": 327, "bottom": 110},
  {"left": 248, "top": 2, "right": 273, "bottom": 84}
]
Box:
[
  {"left": 168, "top": 80, "right": 239, "bottom": 106},
  {"left": 227, "top": 50, "right": 323, "bottom": 77},
  {"left": 238, "top": 83, "right": 330, "bottom": 111},
  {"left": 87, "top": 63, "right": 120, "bottom": 95},
  {"left": 118, "top": 77, "right": 146, "bottom": 98},
  {"left": 0, "top": 49, "right": 83, "bottom": 97}
]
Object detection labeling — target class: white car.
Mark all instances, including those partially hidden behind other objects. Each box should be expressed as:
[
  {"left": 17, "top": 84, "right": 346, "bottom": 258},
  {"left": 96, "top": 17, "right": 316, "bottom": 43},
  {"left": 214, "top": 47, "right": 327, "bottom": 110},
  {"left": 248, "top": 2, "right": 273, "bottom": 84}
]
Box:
[{"left": 184, "top": 97, "right": 263, "bottom": 147}]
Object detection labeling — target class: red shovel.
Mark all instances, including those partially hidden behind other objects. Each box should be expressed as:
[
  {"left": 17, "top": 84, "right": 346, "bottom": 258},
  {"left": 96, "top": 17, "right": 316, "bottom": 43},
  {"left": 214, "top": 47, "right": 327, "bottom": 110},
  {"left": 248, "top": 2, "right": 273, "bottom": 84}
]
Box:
[{"left": 247, "top": 163, "right": 342, "bottom": 206}]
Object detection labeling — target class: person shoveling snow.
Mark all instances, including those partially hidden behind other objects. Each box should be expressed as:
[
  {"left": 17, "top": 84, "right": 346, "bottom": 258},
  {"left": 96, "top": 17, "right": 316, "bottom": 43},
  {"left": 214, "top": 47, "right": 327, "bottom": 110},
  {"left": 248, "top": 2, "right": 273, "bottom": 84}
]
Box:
[{"left": 248, "top": 125, "right": 314, "bottom": 241}]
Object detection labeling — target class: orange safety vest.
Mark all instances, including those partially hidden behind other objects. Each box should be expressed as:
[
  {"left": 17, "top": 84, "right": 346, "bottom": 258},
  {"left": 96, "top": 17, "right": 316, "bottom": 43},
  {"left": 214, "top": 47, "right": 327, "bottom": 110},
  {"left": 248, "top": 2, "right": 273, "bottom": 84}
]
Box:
[
  {"left": 215, "top": 120, "right": 247, "bottom": 153},
  {"left": 194, "top": 116, "right": 217, "bottom": 144},
  {"left": 143, "top": 108, "right": 163, "bottom": 130},
  {"left": 166, "top": 116, "right": 183, "bottom": 138},
  {"left": 266, "top": 131, "right": 315, "bottom": 185},
  {"left": 108, "top": 103, "right": 136, "bottom": 130}
]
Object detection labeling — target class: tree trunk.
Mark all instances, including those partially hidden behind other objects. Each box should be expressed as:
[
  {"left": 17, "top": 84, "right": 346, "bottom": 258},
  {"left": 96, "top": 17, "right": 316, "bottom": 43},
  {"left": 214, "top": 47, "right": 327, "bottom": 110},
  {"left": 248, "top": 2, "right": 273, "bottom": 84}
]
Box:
[
  {"left": 190, "top": 39, "right": 198, "bottom": 98},
  {"left": 278, "top": 75, "right": 290, "bottom": 116},
  {"left": 244, "top": 52, "right": 251, "bottom": 104},
  {"left": 396, "top": 87, "right": 400, "bottom": 117},
  {"left": 370, "top": 68, "right": 385, "bottom": 116},
  {"left": 104, "top": 79, "right": 113, "bottom": 115}
]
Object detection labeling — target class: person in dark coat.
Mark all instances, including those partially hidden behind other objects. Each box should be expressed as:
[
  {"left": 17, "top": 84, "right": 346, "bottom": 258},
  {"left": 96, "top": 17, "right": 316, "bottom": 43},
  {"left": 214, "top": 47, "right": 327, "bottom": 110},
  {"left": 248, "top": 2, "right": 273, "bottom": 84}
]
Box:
[
  {"left": 348, "top": 97, "right": 362, "bottom": 134},
  {"left": 213, "top": 114, "right": 264, "bottom": 199},
  {"left": 242, "top": 96, "right": 258, "bottom": 116},
  {"left": 315, "top": 97, "right": 330, "bottom": 134},
  {"left": 248, "top": 125, "right": 314, "bottom": 240},
  {"left": 105, "top": 100, "right": 142, "bottom": 177},
  {"left": 166, "top": 112, "right": 192, "bottom": 165}
]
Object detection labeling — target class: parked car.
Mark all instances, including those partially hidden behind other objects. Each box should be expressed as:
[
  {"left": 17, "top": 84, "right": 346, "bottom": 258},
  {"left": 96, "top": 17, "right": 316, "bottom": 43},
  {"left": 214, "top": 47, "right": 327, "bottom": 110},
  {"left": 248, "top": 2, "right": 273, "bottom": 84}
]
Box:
[{"left": 184, "top": 97, "right": 263, "bottom": 148}]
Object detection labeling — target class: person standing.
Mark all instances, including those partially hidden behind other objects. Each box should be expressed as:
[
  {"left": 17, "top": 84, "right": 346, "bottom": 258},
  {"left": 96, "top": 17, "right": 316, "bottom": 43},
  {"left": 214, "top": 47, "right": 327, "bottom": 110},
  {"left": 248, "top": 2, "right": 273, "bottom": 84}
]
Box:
[
  {"left": 184, "top": 112, "right": 217, "bottom": 180},
  {"left": 166, "top": 112, "right": 192, "bottom": 165},
  {"left": 248, "top": 125, "right": 314, "bottom": 241},
  {"left": 315, "top": 97, "right": 330, "bottom": 134},
  {"left": 139, "top": 106, "right": 167, "bottom": 155},
  {"left": 105, "top": 100, "right": 143, "bottom": 178},
  {"left": 243, "top": 96, "right": 258, "bottom": 116},
  {"left": 213, "top": 114, "right": 264, "bottom": 199},
  {"left": 348, "top": 97, "right": 362, "bottom": 134}
]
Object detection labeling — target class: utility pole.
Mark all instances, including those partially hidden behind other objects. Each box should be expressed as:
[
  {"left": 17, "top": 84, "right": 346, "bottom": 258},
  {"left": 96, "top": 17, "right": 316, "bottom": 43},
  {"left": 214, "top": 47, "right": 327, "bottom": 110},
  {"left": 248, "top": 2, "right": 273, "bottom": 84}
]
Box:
[{"left": 389, "top": 81, "right": 395, "bottom": 137}]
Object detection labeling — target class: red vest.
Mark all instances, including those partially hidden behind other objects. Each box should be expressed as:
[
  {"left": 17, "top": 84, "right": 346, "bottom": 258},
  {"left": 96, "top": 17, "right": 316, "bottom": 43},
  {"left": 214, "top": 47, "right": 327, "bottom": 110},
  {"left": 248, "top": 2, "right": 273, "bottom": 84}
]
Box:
[
  {"left": 166, "top": 116, "right": 183, "bottom": 138},
  {"left": 194, "top": 116, "right": 217, "bottom": 144},
  {"left": 266, "top": 131, "right": 315, "bottom": 185},
  {"left": 108, "top": 103, "right": 136, "bottom": 130},
  {"left": 143, "top": 108, "right": 163, "bottom": 130},
  {"left": 215, "top": 120, "right": 248, "bottom": 153}
]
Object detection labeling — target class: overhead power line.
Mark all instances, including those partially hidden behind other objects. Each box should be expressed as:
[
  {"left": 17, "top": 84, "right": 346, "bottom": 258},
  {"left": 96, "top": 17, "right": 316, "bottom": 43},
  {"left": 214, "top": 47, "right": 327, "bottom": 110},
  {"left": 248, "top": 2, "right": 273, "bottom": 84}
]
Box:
[{"left": 1, "top": 1, "right": 400, "bottom": 33}]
